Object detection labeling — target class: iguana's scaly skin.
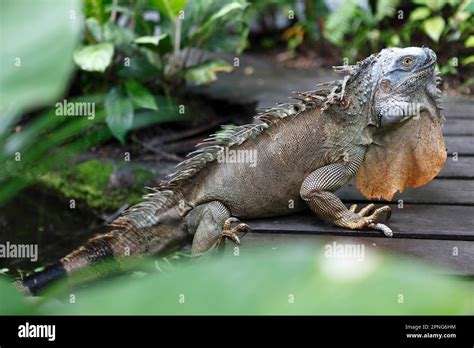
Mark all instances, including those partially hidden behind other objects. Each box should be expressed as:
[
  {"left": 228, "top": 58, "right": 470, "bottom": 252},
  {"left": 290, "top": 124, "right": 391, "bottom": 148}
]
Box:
[{"left": 19, "top": 47, "right": 443, "bottom": 294}]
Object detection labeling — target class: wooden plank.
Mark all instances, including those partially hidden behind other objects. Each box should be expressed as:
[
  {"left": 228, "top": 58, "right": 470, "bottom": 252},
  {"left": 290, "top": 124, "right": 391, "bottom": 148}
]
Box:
[
  {"left": 338, "top": 179, "right": 474, "bottom": 205},
  {"left": 441, "top": 97, "right": 474, "bottom": 118},
  {"left": 444, "top": 136, "right": 474, "bottom": 155},
  {"left": 236, "top": 233, "right": 474, "bottom": 276},
  {"left": 246, "top": 205, "right": 474, "bottom": 240},
  {"left": 438, "top": 157, "right": 474, "bottom": 178},
  {"left": 442, "top": 118, "right": 474, "bottom": 136}
]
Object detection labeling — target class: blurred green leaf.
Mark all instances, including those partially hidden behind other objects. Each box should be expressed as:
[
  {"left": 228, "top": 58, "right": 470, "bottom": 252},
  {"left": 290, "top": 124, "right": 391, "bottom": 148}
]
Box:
[
  {"left": 0, "top": 277, "right": 32, "bottom": 315},
  {"left": 423, "top": 16, "right": 446, "bottom": 42},
  {"left": 409, "top": 6, "right": 431, "bottom": 21},
  {"left": 324, "top": 0, "right": 360, "bottom": 45},
  {"left": 151, "top": 0, "right": 188, "bottom": 19},
  {"left": 85, "top": 17, "right": 103, "bottom": 42},
  {"left": 182, "top": 0, "right": 249, "bottom": 53},
  {"left": 84, "top": 0, "right": 106, "bottom": 23},
  {"left": 134, "top": 34, "right": 168, "bottom": 46},
  {"left": 184, "top": 59, "right": 233, "bottom": 85},
  {"left": 73, "top": 43, "right": 114, "bottom": 72},
  {"left": 199, "top": 1, "right": 248, "bottom": 34},
  {"left": 116, "top": 55, "right": 162, "bottom": 80},
  {"left": 464, "top": 0, "right": 474, "bottom": 13},
  {"left": 0, "top": 0, "right": 81, "bottom": 117},
  {"left": 125, "top": 80, "right": 158, "bottom": 110},
  {"left": 462, "top": 55, "right": 474, "bottom": 65},
  {"left": 465, "top": 35, "right": 474, "bottom": 47},
  {"left": 38, "top": 245, "right": 473, "bottom": 315},
  {"left": 375, "top": 0, "right": 400, "bottom": 21},
  {"left": 131, "top": 98, "right": 183, "bottom": 129},
  {"left": 105, "top": 88, "right": 134, "bottom": 144},
  {"left": 103, "top": 22, "right": 135, "bottom": 47},
  {"left": 413, "top": 0, "right": 447, "bottom": 11},
  {"left": 134, "top": 34, "right": 172, "bottom": 56}
]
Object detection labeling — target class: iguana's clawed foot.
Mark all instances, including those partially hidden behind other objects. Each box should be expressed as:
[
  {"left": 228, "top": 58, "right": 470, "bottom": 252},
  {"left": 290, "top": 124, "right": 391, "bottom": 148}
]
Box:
[
  {"left": 339, "top": 204, "right": 393, "bottom": 237},
  {"left": 220, "top": 217, "right": 251, "bottom": 245}
]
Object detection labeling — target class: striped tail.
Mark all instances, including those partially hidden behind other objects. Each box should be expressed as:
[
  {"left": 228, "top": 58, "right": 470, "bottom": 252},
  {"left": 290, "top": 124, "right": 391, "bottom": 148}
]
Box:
[{"left": 17, "top": 213, "right": 189, "bottom": 295}]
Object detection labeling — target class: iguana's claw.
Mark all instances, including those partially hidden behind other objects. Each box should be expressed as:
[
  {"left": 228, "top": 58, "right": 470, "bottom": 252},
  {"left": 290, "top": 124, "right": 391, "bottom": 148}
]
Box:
[
  {"left": 222, "top": 218, "right": 251, "bottom": 245},
  {"left": 337, "top": 204, "right": 393, "bottom": 237},
  {"left": 221, "top": 230, "right": 241, "bottom": 245}
]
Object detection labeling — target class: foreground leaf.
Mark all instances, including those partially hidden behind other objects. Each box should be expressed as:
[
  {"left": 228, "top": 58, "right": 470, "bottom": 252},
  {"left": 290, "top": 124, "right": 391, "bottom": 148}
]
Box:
[
  {"left": 0, "top": 0, "right": 81, "bottom": 116},
  {"left": 41, "top": 244, "right": 473, "bottom": 315}
]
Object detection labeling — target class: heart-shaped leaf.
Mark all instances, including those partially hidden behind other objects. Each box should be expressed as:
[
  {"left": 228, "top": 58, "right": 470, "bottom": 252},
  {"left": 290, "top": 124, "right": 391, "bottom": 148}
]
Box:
[{"left": 423, "top": 17, "right": 445, "bottom": 42}]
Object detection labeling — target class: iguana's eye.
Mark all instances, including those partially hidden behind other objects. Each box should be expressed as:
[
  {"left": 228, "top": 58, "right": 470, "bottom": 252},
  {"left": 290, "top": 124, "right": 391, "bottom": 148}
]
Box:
[{"left": 401, "top": 57, "right": 414, "bottom": 67}]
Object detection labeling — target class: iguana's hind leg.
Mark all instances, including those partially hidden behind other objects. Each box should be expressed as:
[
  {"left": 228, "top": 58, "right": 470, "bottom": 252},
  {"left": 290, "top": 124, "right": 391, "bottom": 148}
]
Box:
[
  {"left": 186, "top": 201, "right": 250, "bottom": 256},
  {"left": 300, "top": 159, "right": 393, "bottom": 237}
]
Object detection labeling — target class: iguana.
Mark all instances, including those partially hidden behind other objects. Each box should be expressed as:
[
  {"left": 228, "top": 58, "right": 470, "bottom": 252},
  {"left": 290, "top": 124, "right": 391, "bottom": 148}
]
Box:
[{"left": 18, "top": 47, "right": 446, "bottom": 295}]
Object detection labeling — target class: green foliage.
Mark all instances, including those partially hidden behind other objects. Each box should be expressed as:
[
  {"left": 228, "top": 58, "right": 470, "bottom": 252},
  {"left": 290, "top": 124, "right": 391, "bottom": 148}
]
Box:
[
  {"left": 73, "top": 0, "right": 250, "bottom": 142},
  {"left": 1, "top": 245, "right": 472, "bottom": 315},
  {"left": 151, "top": 0, "right": 187, "bottom": 20},
  {"left": 184, "top": 59, "right": 234, "bottom": 85},
  {"left": 323, "top": 0, "right": 473, "bottom": 75},
  {"left": 38, "top": 159, "right": 154, "bottom": 210},
  {"left": 0, "top": 0, "right": 81, "bottom": 118},
  {"left": 73, "top": 43, "right": 115, "bottom": 72},
  {"left": 181, "top": 0, "right": 250, "bottom": 54},
  {"left": 125, "top": 80, "right": 159, "bottom": 110},
  {"left": 0, "top": 0, "right": 251, "bottom": 206},
  {"left": 105, "top": 87, "right": 134, "bottom": 144},
  {"left": 0, "top": 276, "right": 33, "bottom": 315},
  {"left": 0, "top": 1, "right": 106, "bottom": 205}
]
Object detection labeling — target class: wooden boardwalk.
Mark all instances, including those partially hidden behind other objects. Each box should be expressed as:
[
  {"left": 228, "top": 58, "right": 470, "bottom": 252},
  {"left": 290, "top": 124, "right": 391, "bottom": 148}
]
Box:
[
  {"left": 238, "top": 96, "right": 474, "bottom": 277},
  {"left": 195, "top": 54, "right": 473, "bottom": 277}
]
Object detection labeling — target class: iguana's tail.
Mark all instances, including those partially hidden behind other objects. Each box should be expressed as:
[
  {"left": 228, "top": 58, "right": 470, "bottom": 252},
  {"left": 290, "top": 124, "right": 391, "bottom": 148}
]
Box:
[{"left": 16, "top": 208, "right": 189, "bottom": 295}]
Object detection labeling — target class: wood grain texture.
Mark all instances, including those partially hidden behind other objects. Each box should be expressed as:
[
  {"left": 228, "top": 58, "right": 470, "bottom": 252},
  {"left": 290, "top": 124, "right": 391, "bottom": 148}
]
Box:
[
  {"left": 245, "top": 205, "right": 474, "bottom": 239},
  {"left": 443, "top": 118, "right": 474, "bottom": 136},
  {"left": 338, "top": 179, "right": 474, "bottom": 205},
  {"left": 444, "top": 136, "right": 474, "bottom": 155},
  {"left": 438, "top": 157, "right": 474, "bottom": 178}
]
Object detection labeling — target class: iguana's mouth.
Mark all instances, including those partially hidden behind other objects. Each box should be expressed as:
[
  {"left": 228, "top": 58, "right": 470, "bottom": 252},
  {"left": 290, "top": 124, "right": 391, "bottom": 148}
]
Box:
[{"left": 414, "top": 60, "right": 436, "bottom": 74}]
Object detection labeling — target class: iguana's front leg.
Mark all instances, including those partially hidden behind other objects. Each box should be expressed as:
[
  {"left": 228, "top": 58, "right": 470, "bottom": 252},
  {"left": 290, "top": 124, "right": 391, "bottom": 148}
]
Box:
[
  {"left": 300, "top": 151, "right": 393, "bottom": 237},
  {"left": 186, "top": 201, "right": 249, "bottom": 256}
]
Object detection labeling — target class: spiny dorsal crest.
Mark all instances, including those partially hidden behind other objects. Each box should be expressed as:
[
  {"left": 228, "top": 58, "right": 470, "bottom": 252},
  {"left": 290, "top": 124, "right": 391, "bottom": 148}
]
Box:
[{"left": 110, "top": 62, "right": 371, "bottom": 229}]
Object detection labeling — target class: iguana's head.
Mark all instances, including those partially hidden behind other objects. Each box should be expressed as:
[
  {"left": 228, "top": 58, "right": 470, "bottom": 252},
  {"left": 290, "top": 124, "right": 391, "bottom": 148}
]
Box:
[{"left": 368, "top": 47, "right": 439, "bottom": 128}]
